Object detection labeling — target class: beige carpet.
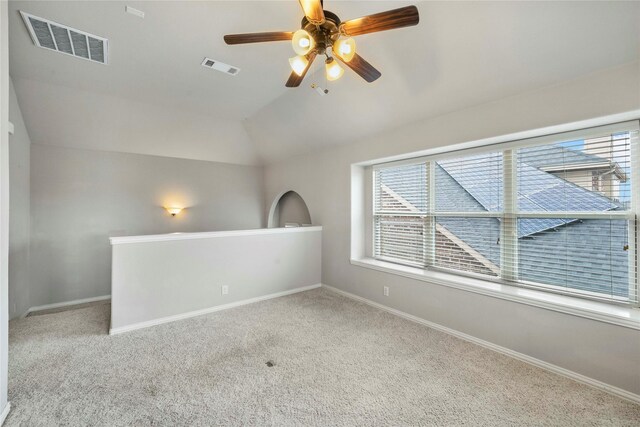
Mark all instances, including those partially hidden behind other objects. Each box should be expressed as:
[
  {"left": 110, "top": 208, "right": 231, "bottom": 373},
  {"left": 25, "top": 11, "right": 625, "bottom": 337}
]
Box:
[
  {"left": 25, "top": 299, "right": 111, "bottom": 317},
  {"left": 7, "top": 288, "right": 640, "bottom": 426}
]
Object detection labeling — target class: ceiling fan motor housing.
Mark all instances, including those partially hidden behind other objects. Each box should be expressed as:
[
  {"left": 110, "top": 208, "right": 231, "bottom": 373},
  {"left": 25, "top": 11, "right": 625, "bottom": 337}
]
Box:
[{"left": 301, "top": 10, "right": 341, "bottom": 55}]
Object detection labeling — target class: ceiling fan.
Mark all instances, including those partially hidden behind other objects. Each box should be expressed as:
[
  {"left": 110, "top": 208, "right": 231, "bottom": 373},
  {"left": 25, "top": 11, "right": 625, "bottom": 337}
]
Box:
[{"left": 223, "top": 1, "right": 419, "bottom": 87}]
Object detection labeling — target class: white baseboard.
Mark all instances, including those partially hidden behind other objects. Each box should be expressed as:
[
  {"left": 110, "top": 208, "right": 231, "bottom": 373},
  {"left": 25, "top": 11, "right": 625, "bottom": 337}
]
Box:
[
  {"left": 22, "top": 295, "right": 111, "bottom": 318},
  {"left": 0, "top": 402, "right": 10, "bottom": 426},
  {"left": 321, "top": 284, "right": 640, "bottom": 405},
  {"left": 109, "top": 284, "right": 322, "bottom": 335}
]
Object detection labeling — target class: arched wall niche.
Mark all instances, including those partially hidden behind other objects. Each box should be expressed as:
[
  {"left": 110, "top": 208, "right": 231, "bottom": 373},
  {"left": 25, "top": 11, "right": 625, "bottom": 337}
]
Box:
[{"left": 267, "top": 190, "right": 312, "bottom": 228}]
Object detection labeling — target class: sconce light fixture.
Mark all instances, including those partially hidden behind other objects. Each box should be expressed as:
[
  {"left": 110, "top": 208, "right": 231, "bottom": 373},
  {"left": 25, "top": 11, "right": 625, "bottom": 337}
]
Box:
[{"left": 165, "top": 207, "right": 183, "bottom": 217}]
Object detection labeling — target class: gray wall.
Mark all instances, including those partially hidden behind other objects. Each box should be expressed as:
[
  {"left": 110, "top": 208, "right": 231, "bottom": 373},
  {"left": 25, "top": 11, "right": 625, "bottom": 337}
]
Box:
[
  {"left": 8, "top": 78, "right": 31, "bottom": 319},
  {"left": 264, "top": 62, "right": 640, "bottom": 395},
  {"left": 1, "top": 0, "right": 9, "bottom": 413},
  {"left": 111, "top": 228, "right": 321, "bottom": 332},
  {"left": 30, "top": 144, "right": 265, "bottom": 308}
]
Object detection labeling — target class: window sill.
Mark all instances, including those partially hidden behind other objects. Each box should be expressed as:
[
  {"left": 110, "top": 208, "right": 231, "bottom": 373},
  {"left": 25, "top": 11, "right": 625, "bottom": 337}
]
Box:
[{"left": 350, "top": 258, "right": 640, "bottom": 330}]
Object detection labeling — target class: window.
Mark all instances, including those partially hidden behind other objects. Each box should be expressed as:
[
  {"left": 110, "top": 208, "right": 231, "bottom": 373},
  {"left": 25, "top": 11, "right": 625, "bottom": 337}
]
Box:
[{"left": 373, "top": 122, "right": 639, "bottom": 305}]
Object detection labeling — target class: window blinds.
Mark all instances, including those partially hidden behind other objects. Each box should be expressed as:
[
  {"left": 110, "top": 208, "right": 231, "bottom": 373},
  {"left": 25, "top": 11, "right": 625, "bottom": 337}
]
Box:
[
  {"left": 511, "top": 129, "right": 636, "bottom": 302},
  {"left": 372, "top": 122, "right": 638, "bottom": 304},
  {"left": 374, "top": 164, "right": 427, "bottom": 267}
]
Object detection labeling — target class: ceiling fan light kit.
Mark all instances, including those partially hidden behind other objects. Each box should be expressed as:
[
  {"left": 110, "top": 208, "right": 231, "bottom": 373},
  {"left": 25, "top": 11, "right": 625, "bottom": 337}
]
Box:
[
  {"left": 224, "top": 0, "right": 419, "bottom": 88},
  {"left": 325, "top": 57, "right": 344, "bottom": 81},
  {"left": 292, "top": 29, "right": 315, "bottom": 55},
  {"left": 289, "top": 55, "right": 309, "bottom": 76},
  {"left": 333, "top": 37, "right": 356, "bottom": 62}
]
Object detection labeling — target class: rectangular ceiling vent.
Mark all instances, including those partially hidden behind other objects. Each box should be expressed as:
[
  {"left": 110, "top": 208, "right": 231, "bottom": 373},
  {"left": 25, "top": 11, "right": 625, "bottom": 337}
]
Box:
[
  {"left": 20, "top": 11, "right": 108, "bottom": 64},
  {"left": 201, "top": 57, "right": 240, "bottom": 76}
]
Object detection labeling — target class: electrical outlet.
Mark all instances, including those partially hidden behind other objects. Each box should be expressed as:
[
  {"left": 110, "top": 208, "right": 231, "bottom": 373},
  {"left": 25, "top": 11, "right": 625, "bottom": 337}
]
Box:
[
  {"left": 221, "top": 285, "right": 229, "bottom": 295},
  {"left": 383, "top": 286, "right": 389, "bottom": 297}
]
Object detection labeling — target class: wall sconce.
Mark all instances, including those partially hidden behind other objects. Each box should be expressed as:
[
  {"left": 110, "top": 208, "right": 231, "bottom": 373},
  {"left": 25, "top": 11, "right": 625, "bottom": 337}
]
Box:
[{"left": 165, "top": 207, "right": 183, "bottom": 217}]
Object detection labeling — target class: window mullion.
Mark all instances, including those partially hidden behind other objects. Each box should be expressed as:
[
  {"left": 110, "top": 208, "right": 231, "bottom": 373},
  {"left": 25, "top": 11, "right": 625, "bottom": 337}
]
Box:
[
  {"left": 501, "top": 149, "right": 518, "bottom": 281},
  {"left": 629, "top": 128, "right": 639, "bottom": 306},
  {"left": 424, "top": 161, "right": 436, "bottom": 267}
]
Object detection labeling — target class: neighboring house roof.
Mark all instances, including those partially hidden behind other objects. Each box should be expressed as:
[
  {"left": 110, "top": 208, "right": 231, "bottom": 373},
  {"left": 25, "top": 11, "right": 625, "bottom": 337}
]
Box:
[
  {"left": 381, "top": 146, "right": 630, "bottom": 299},
  {"left": 520, "top": 145, "right": 608, "bottom": 168},
  {"left": 517, "top": 219, "right": 628, "bottom": 298},
  {"left": 520, "top": 145, "right": 628, "bottom": 181},
  {"left": 437, "top": 150, "right": 621, "bottom": 238}
]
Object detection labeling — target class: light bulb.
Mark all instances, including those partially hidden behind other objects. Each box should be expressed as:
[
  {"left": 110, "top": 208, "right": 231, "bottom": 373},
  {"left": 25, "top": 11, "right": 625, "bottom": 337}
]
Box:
[
  {"left": 325, "top": 58, "right": 344, "bottom": 81},
  {"left": 333, "top": 38, "right": 356, "bottom": 62},
  {"left": 292, "top": 29, "right": 314, "bottom": 55},
  {"left": 289, "top": 55, "right": 309, "bottom": 76}
]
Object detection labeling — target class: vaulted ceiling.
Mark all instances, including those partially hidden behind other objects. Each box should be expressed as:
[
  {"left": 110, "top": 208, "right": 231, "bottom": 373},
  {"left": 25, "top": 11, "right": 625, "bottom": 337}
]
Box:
[{"left": 9, "top": 1, "right": 640, "bottom": 165}]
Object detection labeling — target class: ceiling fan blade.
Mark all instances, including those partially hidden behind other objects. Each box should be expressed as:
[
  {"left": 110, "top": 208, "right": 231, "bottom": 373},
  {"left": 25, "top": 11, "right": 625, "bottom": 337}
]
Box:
[
  {"left": 224, "top": 31, "right": 294, "bottom": 45},
  {"left": 340, "top": 5, "right": 419, "bottom": 37},
  {"left": 298, "top": 0, "right": 325, "bottom": 24},
  {"left": 335, "top": 53, "right": 381, "bottom": 83},
  {"left": 286, "top": 52, "right": 317, "bottom": 87}
]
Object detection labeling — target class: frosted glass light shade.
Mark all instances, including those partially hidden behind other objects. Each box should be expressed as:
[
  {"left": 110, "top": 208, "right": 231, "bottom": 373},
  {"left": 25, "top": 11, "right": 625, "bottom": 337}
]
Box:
[
  {"left": 292, "top": 29, "right": 314, "bottom": 55},
  {"left": 333, "top": 37, "right": 356, "bottom": 62},
  {"left": 289, "top": 55, "right": 309, "bottom": 76},
  {"left": 325, "top": 58, "right": 344, "bottom": 81}
]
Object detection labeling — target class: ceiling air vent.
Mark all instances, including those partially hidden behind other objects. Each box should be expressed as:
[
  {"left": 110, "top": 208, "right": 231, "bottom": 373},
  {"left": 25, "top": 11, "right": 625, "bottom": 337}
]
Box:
[
  {"left": 20, "top": 11, "right": 108, "bottom": 64},
  {"left": 201, "top": 57, "right": 240, "bottom": 76}
]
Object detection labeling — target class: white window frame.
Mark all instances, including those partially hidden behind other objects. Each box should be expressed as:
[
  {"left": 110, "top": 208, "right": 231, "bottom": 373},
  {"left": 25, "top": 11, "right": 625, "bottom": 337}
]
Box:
[
  {"left": 354, "top": 118, "right": 640, "bottom": 328},
  {"left": 372, "top": 121, "right": 638, "bottom": 306}
]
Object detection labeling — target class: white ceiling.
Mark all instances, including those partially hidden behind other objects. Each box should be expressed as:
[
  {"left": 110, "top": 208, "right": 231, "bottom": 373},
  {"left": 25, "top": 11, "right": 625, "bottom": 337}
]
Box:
[{"left": 8, "top": 1, "right": 640, "bottom": 165}]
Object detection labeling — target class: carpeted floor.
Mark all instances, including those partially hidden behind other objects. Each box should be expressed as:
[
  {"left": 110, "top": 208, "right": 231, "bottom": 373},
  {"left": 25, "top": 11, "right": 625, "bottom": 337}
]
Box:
[
  {"left": 6, "top": 288, "right": 640, "bottom": 426},
  {"left": 25, "top": 299, "right": 111, "bottom": 317}
]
